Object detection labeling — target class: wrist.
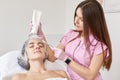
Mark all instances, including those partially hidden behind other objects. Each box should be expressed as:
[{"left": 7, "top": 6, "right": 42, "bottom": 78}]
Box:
[{"left": 64, "top": 57, "right": 71, "bottom": 65}]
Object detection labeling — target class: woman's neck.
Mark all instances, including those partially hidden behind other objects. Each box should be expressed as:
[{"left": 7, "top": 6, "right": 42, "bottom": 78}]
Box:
[
  {"left": 80, "top": 32, "right": 84, "bottom": 40},
  {"left": 29, "top": 60, "right": 46, "bottom": 73}
]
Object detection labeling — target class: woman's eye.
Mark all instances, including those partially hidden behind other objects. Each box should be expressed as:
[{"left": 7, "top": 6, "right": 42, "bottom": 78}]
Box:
[{"left": 79, "top": 17, "right": 83, "bottom": 21}]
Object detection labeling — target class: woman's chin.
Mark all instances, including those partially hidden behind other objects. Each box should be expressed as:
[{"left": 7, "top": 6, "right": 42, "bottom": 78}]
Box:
[{"left": 74, "top": 29, "right": 82, "bottom": 32}]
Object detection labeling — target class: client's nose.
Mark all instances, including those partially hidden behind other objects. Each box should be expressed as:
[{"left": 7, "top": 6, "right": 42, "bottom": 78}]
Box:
[{"left": 35, "top": 44, "right": 40, "bottom": 49}]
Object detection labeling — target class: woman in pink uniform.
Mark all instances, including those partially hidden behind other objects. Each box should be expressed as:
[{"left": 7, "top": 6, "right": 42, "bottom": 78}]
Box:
[{"left": 34, "top": 0, "right": 112, "bottom": 80}]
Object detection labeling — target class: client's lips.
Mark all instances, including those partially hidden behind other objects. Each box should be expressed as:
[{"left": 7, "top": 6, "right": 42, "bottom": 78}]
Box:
[{"left": 34, "top": 50, "right": 41, "bottom": 53}]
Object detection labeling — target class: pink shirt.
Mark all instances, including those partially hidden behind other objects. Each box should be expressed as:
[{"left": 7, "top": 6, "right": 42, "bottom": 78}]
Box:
[{"left": 60, "top": 30, "right": 109, "bottom": 80}]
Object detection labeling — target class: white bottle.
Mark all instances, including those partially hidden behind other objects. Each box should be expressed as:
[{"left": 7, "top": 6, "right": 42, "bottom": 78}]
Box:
[{"left": 30, "top": 10, "right": 42, "bottom": 34}]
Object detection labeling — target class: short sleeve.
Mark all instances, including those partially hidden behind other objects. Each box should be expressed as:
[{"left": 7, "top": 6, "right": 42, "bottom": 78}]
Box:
[
  {"left": 60, "top": 30, "right": 79, "bottom": 46},
  {"left": 93, "top": 42, "right": 109, "bottom": 57},
  {"left": 60, "top": 35, "right": 68, "bottom": 46}
]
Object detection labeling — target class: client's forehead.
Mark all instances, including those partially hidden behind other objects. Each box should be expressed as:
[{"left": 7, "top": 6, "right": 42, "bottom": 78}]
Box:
[{"left": 27, "top": 38, "right": 43, "bottom": 45}]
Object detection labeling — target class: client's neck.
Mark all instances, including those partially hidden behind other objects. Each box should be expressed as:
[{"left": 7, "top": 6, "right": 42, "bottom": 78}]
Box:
[{"left": 29, "top": 60, "right": 46, "bottom": 73}]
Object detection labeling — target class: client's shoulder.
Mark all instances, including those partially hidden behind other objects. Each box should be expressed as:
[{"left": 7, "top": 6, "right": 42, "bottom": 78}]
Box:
[
  {"left": 12, "top": 73, "right": 26, "bottom": 80},
  {"left": 54, "top": 70, "right": 69, "bottom": 79},
  {"left": 55, "top": 70, "right": 66, "bottom": 74}
]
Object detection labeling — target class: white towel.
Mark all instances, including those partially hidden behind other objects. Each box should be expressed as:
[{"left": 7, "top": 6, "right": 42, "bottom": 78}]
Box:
[{"left": 45, "top": 78, "right": 67, "bottom": 80}]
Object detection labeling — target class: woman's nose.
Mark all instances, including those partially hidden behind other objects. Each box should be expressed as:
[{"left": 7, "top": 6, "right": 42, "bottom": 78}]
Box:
[{"left": 75, "top": 17, "right": 79, "bottom": 24}]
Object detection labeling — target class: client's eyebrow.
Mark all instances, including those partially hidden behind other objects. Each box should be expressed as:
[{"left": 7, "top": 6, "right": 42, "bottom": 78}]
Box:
[
  {"left": 29, "top": 42, "right": 34, "bottom": 44},
  {"left": 28, "top": 42, "right": 34, "bottom": 45}
]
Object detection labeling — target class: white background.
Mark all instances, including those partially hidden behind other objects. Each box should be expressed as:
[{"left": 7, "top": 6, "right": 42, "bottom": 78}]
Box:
[
  {"left": 103, "top": 0, "right": 120, "bottom": 12},
  {"left": 0, "top": 0, "right": 120, "bottom": 80}
]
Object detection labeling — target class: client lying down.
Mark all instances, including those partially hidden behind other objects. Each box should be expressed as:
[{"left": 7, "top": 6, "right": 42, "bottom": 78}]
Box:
[{"left": 12, "top": 34, "right": 69, "bottom": 80}]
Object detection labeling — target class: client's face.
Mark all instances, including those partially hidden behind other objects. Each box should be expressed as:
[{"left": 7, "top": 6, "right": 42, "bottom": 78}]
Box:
[{"left": 26, "top": 38, "right": 45, "bottom": 61}]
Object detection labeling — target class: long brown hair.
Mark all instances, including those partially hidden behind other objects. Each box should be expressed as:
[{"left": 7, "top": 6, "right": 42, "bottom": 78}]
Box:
[{"left": 73, "top": 0, "right": 112, "bottom": 70}]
